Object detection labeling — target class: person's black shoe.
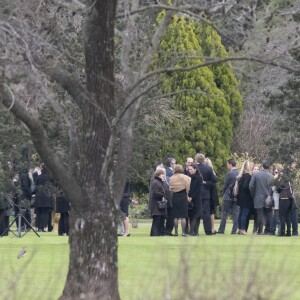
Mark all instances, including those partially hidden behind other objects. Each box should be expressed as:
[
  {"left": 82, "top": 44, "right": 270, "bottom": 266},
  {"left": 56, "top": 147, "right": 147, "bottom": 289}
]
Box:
[
  {"left": 48, "top": 225, "right": 53, "bottom": 232},
  {"left": 217, "top": 231, "right": 224, "bottom": 234},
  {"left": 292, "top": 232, "right": 299, "bottom": 236}
]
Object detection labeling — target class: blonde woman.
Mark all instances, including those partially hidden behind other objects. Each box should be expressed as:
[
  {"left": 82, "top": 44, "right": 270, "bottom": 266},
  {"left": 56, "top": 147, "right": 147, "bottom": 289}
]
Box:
[
  {"left": 169, "top": 164, "right": 191, "bottom": 236},
  {"left": 236, "top": 160, "right": 254, "bottom": 234},
  {"left": 204, "top": 158, "right": 219, "bottom": 234}
]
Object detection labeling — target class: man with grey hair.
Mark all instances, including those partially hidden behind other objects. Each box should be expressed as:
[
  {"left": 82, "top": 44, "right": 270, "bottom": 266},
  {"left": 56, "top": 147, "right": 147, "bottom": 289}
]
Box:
[{"left": 249, "top": 160, "right": 274, "bottom": 235}]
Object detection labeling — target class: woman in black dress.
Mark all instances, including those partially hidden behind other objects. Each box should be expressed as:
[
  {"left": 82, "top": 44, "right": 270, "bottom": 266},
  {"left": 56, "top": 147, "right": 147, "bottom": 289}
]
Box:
[
  {"left": 187, "top": 163, "right": 203, "bottom": 236},
  {"left": 169, "top": 165, "right": 191, "bottom": 236}
]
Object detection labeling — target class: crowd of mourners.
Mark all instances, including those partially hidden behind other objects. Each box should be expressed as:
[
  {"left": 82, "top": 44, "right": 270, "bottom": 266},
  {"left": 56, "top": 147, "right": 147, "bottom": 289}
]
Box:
[
  {"left": 148, "top": 153, "right": 299, "bottom": 237},
  {"left": 1, "top": 154, "right": 298, "bottom": 239},
  {"left": 0, "top": 163, "right": 70, "bottom": 236}
]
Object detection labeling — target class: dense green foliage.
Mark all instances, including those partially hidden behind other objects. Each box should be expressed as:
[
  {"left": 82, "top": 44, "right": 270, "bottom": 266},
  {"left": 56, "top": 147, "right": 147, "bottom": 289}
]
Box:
[{"left": 155, "top": 16, "right": 242, "bottom": 171}]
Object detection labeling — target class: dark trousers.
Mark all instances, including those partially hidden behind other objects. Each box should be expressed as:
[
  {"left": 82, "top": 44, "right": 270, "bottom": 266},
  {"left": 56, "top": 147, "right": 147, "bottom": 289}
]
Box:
[
  {"left": 165, "top": 207, "right": 174, "bottom": 234},
  {"left": 279, "top": 199, "right": 292, "bottom": 236},
  {"left": 35, "top": 207, "right": 51, "bottom": 229},
  {"left": 218, "top": 200, "right": 239, "bottom": 234},
  {"left": 58, "top": 212, "right": 69, "bottom": 235},
  {"left": 150, "top": 215, "right": 165, "bottom": 236},
  {"left": 0, "top": 209, "right": 9, "bottom": 236},
  {"left": 264, "top": 207, "right": 273, "bottom": 234},
  {"left": 202, "top": 198, "right": 212, "bottom": 234},
  {"left": 255, "top": 207, "right": 273, "bottom": 234},
  {"left": 238, "top": 207, "right": 250, "bottom": 231},
  {"left": 290, "top": 209, "right": 298, "bottom": 235},
  {"left": 48, "top": 211, "right": 53, "bottom": 231},
  {"left": 25, "top": 208, "right": 31, "bottom": 226},
  {"left": 190, "top": 217, "right": 200, "bottom": 235}
]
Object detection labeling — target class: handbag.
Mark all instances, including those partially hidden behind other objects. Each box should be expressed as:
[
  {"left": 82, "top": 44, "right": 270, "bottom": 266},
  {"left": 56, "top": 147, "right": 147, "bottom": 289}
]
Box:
[
  {"left": 157, "top": 200, "right": 167, "bottom": 210},
  {"left": 265, "top": 195, "right": 274, "bottom": 208}
]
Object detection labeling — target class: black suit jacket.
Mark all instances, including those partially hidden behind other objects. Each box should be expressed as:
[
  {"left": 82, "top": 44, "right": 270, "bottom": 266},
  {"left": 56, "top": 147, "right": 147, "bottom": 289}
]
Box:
[{"left": 196, "top": 163, "right": 217, "bottom": 199}]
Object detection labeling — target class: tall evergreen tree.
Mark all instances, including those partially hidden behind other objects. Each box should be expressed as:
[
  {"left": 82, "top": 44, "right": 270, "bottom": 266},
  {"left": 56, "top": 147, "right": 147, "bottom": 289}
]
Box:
[
  {"left": 198, "top": 23, "right": 242, "bottom": 127},
  {"left": 156, "top": 16, "right": 242, "bottom": 170}
]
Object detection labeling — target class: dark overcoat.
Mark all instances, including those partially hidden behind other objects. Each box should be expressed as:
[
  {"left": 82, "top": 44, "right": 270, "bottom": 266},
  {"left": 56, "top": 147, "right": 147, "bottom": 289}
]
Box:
[
  {"left": 236, "top": 173, "right": 254, "bottom": 210},
  {"left": 188, "top": 173, "right": 203, "bottom": 218},
  {"left": 196, "top": 163, "right": 217, "bottom": 199},
  {"left": 150, "top": 177, "right": 167, "bottom": 217},
  {"left": 56, "top": 194, "right": 70, "bottom": 213},
  {"left": 35, "top": 173, "right": 53, "bottom": 208}
]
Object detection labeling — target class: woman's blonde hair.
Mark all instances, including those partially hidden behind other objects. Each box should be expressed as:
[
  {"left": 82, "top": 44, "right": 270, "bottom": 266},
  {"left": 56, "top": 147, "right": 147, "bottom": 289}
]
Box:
[
  {"left": 237, "top": 160, "right": 252, "bottom": 179},
  {"left": 174, "top": 164, "right": 184, "bottom": 174},
  {"left": 204, "top": 157, "right": 214, "bottom": 170}
]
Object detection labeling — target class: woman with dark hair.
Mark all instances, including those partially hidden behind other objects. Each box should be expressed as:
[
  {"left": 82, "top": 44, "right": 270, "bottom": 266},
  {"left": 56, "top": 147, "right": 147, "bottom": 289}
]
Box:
[
  {"left": 150, "top": 169, "right": 167, "bottom": 236},
  {"left": 169, "top": 164, "right": 191, "bottom": 236},
  {"left": 35, "top": 164, "right": 53, "bottom": 232},
  {"left": 187, "top": 163, "right": 203, "bottom": 236}
]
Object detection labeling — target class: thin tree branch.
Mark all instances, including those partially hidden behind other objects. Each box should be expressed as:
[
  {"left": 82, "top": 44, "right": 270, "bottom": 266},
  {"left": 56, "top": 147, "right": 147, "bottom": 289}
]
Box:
[
  {"left": 138, "top": 8, "right": 175, "bottom": 76},
  {"left": 130, "top": 56, "right": 300, "bottom": 94},
  {"left": 117, "top": 3, "right": 238, "bottom": 45},
  {"left": 30, "top": 54, "right": 89, "bottom": 110}
]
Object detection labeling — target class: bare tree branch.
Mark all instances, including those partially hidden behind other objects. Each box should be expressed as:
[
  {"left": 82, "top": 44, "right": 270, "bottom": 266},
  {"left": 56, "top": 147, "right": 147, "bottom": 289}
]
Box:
[
  {"left": 29, "top": 55, "right": 89, "bottom": 110},
  {"left": 130, "top": 55, "right": 300, "bottom": 94},
  {"left": 0, "top": 83, "right": 86, "bottom": 212}
]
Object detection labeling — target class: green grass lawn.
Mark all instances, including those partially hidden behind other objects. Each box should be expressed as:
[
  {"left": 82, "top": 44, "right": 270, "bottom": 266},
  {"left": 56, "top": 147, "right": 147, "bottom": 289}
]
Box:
[{"left": 1, "top": 222, "right": 300, "bottom": 300}]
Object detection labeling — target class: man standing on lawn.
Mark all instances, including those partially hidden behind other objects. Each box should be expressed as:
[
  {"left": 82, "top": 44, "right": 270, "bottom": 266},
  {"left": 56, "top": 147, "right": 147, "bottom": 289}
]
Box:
[
  {"left": 218, "top": 158, "right": 239, "bottom": 234},
  {"left": 249, "top": 160, "right": 274, "bottom": 235},
  {"left": 195, "top": 153, "right": 218, "bottom": 235}
]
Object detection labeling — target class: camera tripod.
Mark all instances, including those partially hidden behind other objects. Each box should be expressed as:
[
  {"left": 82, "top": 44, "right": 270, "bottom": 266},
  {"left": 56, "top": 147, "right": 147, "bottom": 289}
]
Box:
[{"left": 1, "top": 212, "right": 40, "bottom": 238}]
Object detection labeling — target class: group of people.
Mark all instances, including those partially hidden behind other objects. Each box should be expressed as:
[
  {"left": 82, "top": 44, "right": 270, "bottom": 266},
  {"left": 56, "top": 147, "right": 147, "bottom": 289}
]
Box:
[
  {"left": 148, "top": 154, "right": 298, "bottom": 237},
  {"left": 0, "top": 163, "right": 70, "bottom": 236},
  {"left": 149, "top": 153, "right": 219, "bottom": 236}
]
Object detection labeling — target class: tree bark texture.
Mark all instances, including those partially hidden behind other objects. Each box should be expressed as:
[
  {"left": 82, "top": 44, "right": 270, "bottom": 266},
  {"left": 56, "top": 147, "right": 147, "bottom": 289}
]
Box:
[
  {"left": 60, "top": 193, "right": 120, "bottom": 300},
  {"left": 60, "top": 1, "right": 120, "bottom": 299}
]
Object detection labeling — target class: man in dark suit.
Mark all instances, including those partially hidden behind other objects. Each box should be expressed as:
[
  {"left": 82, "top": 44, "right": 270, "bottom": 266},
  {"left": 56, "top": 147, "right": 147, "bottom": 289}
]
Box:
[
  {"left": 184, "top": 157, "right": 193, "bottom": 175},
  {"left": 249, "top": 160, "right": 274, "bottom": 234},
  {"left": 165, "top": 157, "right": 176, "bottom": 179},
  {"left": 218, "top": 158, "right": 239, "bottom": 234},
  {"left": 195, "top": 153, "right": 218, "bottom": 235}
]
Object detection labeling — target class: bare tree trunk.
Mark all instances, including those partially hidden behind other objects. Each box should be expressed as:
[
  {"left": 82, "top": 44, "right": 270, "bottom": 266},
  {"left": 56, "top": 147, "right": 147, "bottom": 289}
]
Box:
[
  {"left": 60, "top": 193, "right": 120, "bottom": 300},
  {"left": 59, "top": 1, "right": 120, "bottom": 299}
]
